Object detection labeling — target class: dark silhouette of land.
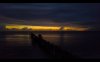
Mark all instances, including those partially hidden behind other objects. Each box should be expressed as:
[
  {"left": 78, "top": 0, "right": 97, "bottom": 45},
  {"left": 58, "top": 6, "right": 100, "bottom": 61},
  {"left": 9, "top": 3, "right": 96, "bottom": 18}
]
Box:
[{"left": 30, "top": 33, "right": 79, "bottom": 58}]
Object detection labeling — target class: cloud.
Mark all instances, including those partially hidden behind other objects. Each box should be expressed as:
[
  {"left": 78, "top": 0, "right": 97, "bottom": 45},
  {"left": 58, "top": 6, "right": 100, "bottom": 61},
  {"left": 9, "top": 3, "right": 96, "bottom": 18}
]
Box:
[{"left": 0, "top": 3, "right": 100, "bottom": 30}]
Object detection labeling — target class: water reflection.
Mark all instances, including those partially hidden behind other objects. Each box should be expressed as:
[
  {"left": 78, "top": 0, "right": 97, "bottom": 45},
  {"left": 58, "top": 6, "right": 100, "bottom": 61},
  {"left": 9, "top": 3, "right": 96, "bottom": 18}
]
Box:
[
  {"left": 0, "top": 33, "right": 6, "bottom": 46},
  {"left": 0, "top": 32, "right": 100, "bottom": 58},
  {"left": 4, "top": 33, "right": 75, "bottom": 46},
  {"left": 5, "top": 34, "right": 31, "bottom": 46}
]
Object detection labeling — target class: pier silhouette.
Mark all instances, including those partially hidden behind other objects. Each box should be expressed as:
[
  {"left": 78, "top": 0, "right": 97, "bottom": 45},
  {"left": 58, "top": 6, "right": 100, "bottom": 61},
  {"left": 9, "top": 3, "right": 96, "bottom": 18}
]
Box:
[
  {"left": 0, "top": 31, "right": 79, "bottom": 59},
  {"left": 30, "top": 33, "right": 78, "bottom": 58}
]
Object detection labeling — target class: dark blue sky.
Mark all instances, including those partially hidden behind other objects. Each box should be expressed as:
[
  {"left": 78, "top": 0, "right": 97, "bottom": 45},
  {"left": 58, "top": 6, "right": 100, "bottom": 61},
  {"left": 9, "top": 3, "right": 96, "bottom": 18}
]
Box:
[{"left": 0, "top": 3, "right": 100, "bottom": 30}]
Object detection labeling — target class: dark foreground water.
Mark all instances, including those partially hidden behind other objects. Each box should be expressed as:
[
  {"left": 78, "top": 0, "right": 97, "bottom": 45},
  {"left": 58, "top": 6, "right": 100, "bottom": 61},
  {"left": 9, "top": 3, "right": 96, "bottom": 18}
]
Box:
[{"left": 0, "top": 31, "right": 100, "bottom": 58}]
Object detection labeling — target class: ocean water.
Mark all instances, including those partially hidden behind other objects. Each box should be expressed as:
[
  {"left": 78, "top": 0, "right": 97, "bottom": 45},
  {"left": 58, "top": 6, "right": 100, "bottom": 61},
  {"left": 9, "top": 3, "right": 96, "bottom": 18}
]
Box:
[{"left": 0, "top": 31, "right": 100, "bottom": 58}]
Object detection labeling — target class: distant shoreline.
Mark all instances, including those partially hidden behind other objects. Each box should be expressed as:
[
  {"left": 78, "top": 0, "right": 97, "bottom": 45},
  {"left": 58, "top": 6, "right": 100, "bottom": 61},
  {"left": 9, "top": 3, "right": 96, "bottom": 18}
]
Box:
[{"left": 0, "top": 30, "right": 100, "bottom": 34}]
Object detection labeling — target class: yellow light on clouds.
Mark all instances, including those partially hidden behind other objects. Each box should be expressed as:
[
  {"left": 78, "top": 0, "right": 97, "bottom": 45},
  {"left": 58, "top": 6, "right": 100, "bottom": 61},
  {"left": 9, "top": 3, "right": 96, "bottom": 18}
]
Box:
[
  {"left": 63, "top": 27, "right": 88, "bottom": 31},
  {"left": 5, "top": 24, "right": 89, "bottom": 31}
]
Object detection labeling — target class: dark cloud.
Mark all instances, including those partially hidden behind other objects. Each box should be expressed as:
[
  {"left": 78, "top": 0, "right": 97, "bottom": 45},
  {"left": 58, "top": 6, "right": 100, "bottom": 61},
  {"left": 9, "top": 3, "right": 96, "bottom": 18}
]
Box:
[{"left": 0, "top": 3, "right": 100, "bottom": 30}]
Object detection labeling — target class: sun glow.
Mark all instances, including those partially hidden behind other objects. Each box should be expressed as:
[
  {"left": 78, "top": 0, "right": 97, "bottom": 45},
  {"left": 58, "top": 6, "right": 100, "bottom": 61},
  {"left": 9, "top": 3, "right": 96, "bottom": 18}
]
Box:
[
  {"left": 5, "top": 24, "right": 89, "bottom": 31},
  {"left": 63, "top": 27, "right": 88, "bottom": 31}
]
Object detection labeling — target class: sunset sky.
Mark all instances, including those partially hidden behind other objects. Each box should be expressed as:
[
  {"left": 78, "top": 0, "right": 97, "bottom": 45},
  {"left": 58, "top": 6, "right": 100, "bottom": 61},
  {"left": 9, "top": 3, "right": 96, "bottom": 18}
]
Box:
[{"left": 0, "top": 3, "right": 100, "bottom": 31}]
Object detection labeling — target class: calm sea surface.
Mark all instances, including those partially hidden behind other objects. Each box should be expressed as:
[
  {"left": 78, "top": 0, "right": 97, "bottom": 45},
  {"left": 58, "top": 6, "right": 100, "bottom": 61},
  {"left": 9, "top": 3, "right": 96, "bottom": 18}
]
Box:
[{"left": 0, "top": 31, "right": 100, "bottom": 58}]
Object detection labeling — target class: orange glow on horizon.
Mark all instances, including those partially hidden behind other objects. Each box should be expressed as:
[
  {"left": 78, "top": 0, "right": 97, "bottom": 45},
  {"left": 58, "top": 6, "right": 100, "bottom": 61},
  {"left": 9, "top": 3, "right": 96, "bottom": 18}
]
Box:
[
  {"left": 63, "top": 27, "right": 88, "bottom": 31},
  {"left": 5, "top": 24, "right": 89, "bottom": 31}
]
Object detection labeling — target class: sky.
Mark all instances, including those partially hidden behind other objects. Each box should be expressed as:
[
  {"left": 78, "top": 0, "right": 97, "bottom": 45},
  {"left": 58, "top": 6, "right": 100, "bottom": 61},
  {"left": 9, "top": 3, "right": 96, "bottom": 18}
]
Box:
[{"left": 0, "top": 3, "right": 100, "bottom": 30}]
